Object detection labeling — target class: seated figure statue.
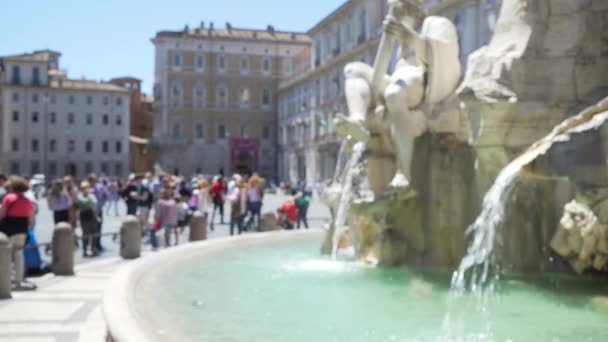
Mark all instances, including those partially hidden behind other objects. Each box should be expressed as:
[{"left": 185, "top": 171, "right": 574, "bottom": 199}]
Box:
[{"left": 335, "top": 0, "right": 461, "bottom": 190}]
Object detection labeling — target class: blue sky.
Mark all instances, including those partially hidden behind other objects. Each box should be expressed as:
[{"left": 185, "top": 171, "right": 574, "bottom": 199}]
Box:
[{"left": 1, "top": 0, "right": 345, "bottom": 93}]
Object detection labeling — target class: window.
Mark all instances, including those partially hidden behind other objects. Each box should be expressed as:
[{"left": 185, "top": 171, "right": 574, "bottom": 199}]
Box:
[
  {"left": 115, "top": 163, "right": 123, "bottom": 176},
  {"left": 68, "top": 140, "right": 75, "bottom": 153},
  {"left": 49, "top": 139, "right": 56, "bottom": 153},
  {"left": 240, "top": 57, "right": 249, "bottom": 73},
  {"left": 50, "top": 95, "right": 56, "bottom": 104},
  {"left": 194, "top": 83, "right": 206, "bottom": 108},
  {"left": 30, "top": 161, "right": 40, "bottom": 175},
  {"left": 32, "top": 67, "right": 40, "bottom": 85},
  {"left": 263, "top": 125, "right": 271, "bottom": 140},
  {"left": 31, "top": 112, "right": 39, "bottom": 123},
  {"left": 173, "top": 53, "right": 182, "bottom": 67},
  {"left": 196, "top": 123, "right": 204, "bottom": 139},
  {"left": 116, "top": 115, "right": 122, "bottom": 126},
  {"left": 171, "top": 82, "right": 183, "bottom": 107},
  {"left": 116, "top": 97, "right": 122, "bottom": 106},
  {"left": 85, "top": 162, "right": 93, "bottom": 174},
  {"left": 218, "top": 55, "right": 226, "bottom": 71},
  {"left": 10, "top": 161, "right": 20, "bottom": 175},
  {"left": 115, "top": 141, "right": 122, "bottom": 153},
  {"left": 85, "top": 140, "right": 93, "bottom": 153},
  {"left": 49, "top": 112, "right": 56, "bottom": 124},
  {"left": 48, "top": 162, "right": 57, "bottom": 176},
  {"left": 283, "top": 58, "right": 292, "bottom": 74},
  {"left": 31, "top": 139, "right": 39, "bottom": 152},
  {"left": 32, "top": 93, "right": 39, "bottom": 103},
  {"left": 262, "top": 58, "right": 271, "bottom": 73},
  {"left": 102, "top": 141, "right": 109, "bottom": 153},
  {"left": 239, "top": 87, "right": 250, "bottom": 107},
  {"left": 12, "top": 111, "right": 19, "bottom": 122},
  {"left": 86, "top": 113, "right": 93, "bottom": 125},
  {"left": 172, "top": 122, "right": 181, "bottom": 138},
  {"left": 196, "top": 55, "right": 205, "bottom": 70},
  {"left": 218, "top": 124, "right": 226, "bottom": 139},
  {"left": 11, "top": 138, "right": 19, "bottom": 152},
  {"left": 68, "top": 95, "right": 75, "bottom": 104},
  {"left": 101, "top": 162, "right": 109, "bottom": 175},
  {"left": 68, "top": 113, "right": 75, "bottom": 125},
  {"left": 103, "top": 96, "right": 109, "bottom": 106},
  {"left": 11, "top": 65, "right": 21, "bottom": 85},
  {"left": 262, "top": 88, "right": 271, "bottom": 106},
  {"left": 12, "top": 92, "right": 19, "bottom": 102},
  {"left": 103, "top": 114, "right": 109, "bottom": 125},
  {"left": 358, "top": 10, "right": 367, "bottom": 43},
  {"left": 217, "top": 85, "right": 227, "bottom": 109},
  {"left": 240, "top": 123, "right": 249, "bottom": 138},
  {"left": 87, "top": 96, "right": 93, "bottom": 105}
]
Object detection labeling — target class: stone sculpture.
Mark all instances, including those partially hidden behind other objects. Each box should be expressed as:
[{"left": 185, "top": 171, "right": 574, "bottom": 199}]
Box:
[{"left": 334, "top": 0, "right": 461, "bottom": 196}]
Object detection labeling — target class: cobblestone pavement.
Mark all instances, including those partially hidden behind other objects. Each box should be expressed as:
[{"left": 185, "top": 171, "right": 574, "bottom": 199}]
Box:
[{"left": 0, "top": 193, "right": 331, "bottom": 341}]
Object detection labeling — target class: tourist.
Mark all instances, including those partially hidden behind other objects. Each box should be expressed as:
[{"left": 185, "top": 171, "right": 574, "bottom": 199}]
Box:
[
  {"left": 196, "top": 178, "right": 211, "bottom": 229},
  {"left": 47, "top": 179, "right": 72, "bottom": 225},
  {"left": 287, "top": 184, "right": 310, "bottom": 229},
  {"left": 88, "top": 174, "right": 108, "bottom": 252},
  {"left": 228, "top": 177, "right": 247, "bottom": 236},
  {"left": 77, "top": 181, "right": 99, "bottom": 257},
  {"left": 137, "top": 175, "right": 154, "bottom": 232},
  {"left": 107, "top": 179, "right": 120, "bottom": 216},
  {"left": 176, "top": 196, "right": 190, "bottom": 235},
  {"left": 245, "top": 173, "right": 263, "bottom": 231},
  {"left": 209, "top": 176, "right": 226, "bottom": 229},
  {"left": 154, "top": 189, "right": 178, "bottom": 247},
  {"left": 63, "top": 176, "right": 79, "bottom": 231},
  {"left": 0, "top": 176, "right": 37, "bottom": 291},
  {"left": 0, "top": 174, "right": 7, "bottom": 202},
  {"left": 122, "top": 174, "right": 139, "bottom": 216}
]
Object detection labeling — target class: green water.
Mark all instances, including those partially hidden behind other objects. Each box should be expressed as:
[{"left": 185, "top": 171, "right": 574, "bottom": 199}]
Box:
[{"left": 137, "top": 236, "right": 608, "bottom": 341}]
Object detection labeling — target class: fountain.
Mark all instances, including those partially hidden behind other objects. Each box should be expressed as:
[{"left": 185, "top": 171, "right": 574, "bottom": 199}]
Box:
[{"left": 104, "top": 1, "right": 608, "bottom": 340}]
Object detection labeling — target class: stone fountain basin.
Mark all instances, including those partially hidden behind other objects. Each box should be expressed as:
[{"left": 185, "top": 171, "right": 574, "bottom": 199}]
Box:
[{"left": 102, "top": 229, "right": 324, "bottom": 342}]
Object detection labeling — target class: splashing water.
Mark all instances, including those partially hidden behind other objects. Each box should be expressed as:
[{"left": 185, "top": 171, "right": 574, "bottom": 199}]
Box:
[
  {"left": 333, "top": 140, "right": 350, "bottom": 184},
  {"left": 332, "top": 142, "right": 366, "bottom": 259}
]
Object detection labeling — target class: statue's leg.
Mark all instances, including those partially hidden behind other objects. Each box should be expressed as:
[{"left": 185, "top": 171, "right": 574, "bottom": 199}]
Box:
[{"left": 384, "top": 67, "right": 425, "bottom": 187}]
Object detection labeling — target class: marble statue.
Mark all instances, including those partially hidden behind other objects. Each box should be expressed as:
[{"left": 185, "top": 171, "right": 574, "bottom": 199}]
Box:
[{"left": 334, "top": 0, "right": 461, "bottom": 195}]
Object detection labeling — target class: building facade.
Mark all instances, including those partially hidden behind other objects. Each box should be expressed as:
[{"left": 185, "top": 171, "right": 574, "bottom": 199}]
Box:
[
  {"left": 151, "top": 24, "right": 310, "bottom": 179},
  {"left": 277, "top": 0, "right": 502, "bottom": 185},
  {"left": 110, "top": 77, "right": 155, "bottom": 174},
  {"left": 0, "top": 50, "right": 131, "bottom": 179}
]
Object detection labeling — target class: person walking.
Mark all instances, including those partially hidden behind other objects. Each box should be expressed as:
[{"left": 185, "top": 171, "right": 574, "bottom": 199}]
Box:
[
  {"left": 122, "top": 175, "right": 139, "bottom": 216},
  {"left": 107, "top": 179, "right": 120, "bottom": 216},
  {"left": 0, "top": 176, "right": 37, "bottom": 291},
  {"left": 154, "top": 189, "right": 178, "bottom": 247},
  {"left": 47, "top": 180, "right": 72, "bottom": 225},
  {"left": 245, "top": 174, "right": 263, "bottom": 232},
  {"left": 137, "top": 176, "right": 154, "bottom": 233},
  {"left": 88, "top": 174, "right": 108, "bottom": 252},
  {"left": 209, "top": 176, "right": 226, "bottom": 229},
  {"left": 196, "top": 178, "right": 211, "bottom": 230},
  {"left": 76, "top": 181, "right": 100, "bottom": 257},
  {"left": 286, "top": 184, "right": 310, "bottom": 229},
  {"left": 228, "top": 178, "right": 247, "bottom": 236}
]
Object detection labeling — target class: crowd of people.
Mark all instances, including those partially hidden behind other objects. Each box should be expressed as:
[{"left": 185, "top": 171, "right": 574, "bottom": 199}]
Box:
[{"left": 0, "top": 171, "right": 312, "bottom": 292}]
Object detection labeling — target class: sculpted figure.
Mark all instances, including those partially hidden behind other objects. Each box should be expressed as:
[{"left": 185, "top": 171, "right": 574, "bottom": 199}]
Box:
[{"left": 334, "top": 0, "right": 461, "bottom": 192}]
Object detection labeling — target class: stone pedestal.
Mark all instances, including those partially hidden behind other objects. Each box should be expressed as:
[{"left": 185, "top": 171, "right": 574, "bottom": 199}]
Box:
[
  {"left": 189, "top": 211, "right": 207, "bottom": 242},
  {"left": 260, "top": 213, "right": 278, "bottom": 232},
  {"left": 0, "top": 233, "right": 11, "bottom": 299},
  {"left": 120, "top": 216, "right": 141, "bottom": 260},
  {"left": 52, "top": 223, "right": 74, "bottom": 276}
]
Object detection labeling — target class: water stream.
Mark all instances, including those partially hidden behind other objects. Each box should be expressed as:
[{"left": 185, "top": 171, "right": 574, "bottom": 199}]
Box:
[
  {"left": 331, "top": 142, "right": 366, "bottom": 259},
  {"left": 333, "top": 140, "right": 350, "bottom": 184}
]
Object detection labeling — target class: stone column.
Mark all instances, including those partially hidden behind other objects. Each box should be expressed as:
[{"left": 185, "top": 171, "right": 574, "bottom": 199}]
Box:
[
  {"left": 0, "top": 233, "right": 11, "bottom": 299},
  {"left": 120, "top": 216, "right": 141, "bottom": 259},
  {"left": 260, "top": 213, "right": 278, "bottom": 232},
  {"left": 52, "top": 222, "right": 74, "bottom": 276},
  {"left": 189, "top": 211, "right": 207, "bottom": 242}
]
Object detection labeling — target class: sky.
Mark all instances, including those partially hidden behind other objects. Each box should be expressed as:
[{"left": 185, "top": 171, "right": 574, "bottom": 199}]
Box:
[{"left": 0, "top": 0, "right": 345, "bottom": 93}]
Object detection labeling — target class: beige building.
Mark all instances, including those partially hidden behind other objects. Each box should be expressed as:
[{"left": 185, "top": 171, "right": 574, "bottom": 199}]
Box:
[
  {"left": 151, "top": 23, "right": 310, "bottom": 179},
  {"left": 0, "top": 50, "right": 131, "bottom": 179},
  {"left": 277, "top": 0, "right": 502, "bottom": 185}
]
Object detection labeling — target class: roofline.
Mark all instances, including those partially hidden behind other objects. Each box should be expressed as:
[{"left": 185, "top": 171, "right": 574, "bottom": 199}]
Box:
[{"left": 307, "top": 0, "right": 357, "bottom": 36}]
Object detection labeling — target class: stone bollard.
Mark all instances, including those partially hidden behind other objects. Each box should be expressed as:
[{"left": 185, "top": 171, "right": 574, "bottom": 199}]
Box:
[
  {"left": 0, "top": 233, "right": 11, "bottom": 299},
  {"left": 260, "top": 212, "right": 278, "bottom": 232},
  {"left": 52, "top": 222, "right": 75, "bottom": 276},
  {"left": 189, "top": 211, "right": 207, "bottom": 242},
  {"left": 120, "top": 216, "right": 141, "bottom": 259}
]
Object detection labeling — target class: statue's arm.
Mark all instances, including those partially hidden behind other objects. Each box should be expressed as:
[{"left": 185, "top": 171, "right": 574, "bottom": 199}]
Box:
[{"left": 384, "top": 17, "right": 427, "bottom": 65}]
